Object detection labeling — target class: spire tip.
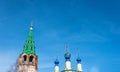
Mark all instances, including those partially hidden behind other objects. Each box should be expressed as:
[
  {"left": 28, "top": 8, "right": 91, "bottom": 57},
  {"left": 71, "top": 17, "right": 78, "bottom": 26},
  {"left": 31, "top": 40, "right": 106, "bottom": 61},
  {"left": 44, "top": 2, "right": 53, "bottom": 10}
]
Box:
[{"left": 30, "top": 22, "right": 33, "bottom": 30}]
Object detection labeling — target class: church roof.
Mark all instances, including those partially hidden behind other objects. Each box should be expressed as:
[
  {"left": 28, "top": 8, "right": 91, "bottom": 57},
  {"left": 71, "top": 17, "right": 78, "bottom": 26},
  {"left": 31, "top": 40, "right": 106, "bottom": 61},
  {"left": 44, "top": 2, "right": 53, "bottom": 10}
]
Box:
[{"left": 22, "top": 24, "right": 36, "bottom": 55}]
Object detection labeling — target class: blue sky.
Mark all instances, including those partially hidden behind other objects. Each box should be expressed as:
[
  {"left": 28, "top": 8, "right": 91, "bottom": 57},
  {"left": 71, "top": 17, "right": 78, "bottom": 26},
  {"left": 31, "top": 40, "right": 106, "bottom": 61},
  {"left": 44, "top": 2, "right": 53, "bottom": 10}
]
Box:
[{"left": 0, "top": 0, "right": 120, "bottom": 72}]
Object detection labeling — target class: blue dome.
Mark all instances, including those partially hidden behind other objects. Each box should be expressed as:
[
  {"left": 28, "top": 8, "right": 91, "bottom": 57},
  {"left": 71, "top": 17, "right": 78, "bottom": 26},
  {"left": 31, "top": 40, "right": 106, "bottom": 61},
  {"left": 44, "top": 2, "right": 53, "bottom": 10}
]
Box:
[
  {"left": 76, "top": 57, "right": 81, "bottom": 63},
  {"left": 64, "top": 52, "right": 71, "bottom": 60},
  {"left": 54, "top": 59, "right": 59, "bottom": 65}
]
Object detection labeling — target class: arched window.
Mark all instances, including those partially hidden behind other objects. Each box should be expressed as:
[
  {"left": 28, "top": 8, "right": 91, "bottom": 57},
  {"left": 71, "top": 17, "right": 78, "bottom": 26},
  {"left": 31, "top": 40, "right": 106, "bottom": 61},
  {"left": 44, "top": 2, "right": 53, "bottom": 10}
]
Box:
[
  {"left": 23, "top": 55, "right": 27, "bottom": 64},
  {"left": 29, "top": 56, "right": 34, "bottom": 64}
]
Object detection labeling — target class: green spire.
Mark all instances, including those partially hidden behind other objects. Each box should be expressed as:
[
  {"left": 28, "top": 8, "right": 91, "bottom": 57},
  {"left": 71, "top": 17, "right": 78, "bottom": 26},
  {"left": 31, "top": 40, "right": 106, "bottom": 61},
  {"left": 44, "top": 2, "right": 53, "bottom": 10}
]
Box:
[{"left": 22, "top": 24, "right": 36, "bottom": 54}]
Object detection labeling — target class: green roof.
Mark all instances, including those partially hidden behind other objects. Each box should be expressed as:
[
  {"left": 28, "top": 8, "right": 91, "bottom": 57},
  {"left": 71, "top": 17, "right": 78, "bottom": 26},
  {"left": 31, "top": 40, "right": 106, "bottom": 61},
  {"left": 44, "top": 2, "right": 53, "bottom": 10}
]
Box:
[{"left": 22, "top": 25, "right": 35, "bottom": 55}]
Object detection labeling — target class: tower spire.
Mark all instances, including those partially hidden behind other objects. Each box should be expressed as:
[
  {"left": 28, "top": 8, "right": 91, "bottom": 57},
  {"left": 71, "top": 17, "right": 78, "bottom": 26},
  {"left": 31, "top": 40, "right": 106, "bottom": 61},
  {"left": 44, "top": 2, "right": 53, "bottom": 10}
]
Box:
[{"left": 22, "top": 24, "right": 35, "bottom": 54}]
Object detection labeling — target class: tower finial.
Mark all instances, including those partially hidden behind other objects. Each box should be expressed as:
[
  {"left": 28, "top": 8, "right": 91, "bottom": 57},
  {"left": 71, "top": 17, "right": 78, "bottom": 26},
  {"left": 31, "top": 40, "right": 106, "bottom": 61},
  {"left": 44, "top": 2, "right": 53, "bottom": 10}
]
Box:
[
  {"left": 56, "top": 50, "right": 59, "bottom": 60},
  {"left": 30, "top": 22, "right": 33, "bottom": 30},
  {"left": 64, "top": 42, "right": 71, "bottom": 61},
  {"left": 77, "top": 47, "right": 79, "bottom": 57},
  {"left": 66, "top": 42, "right": 68, "bottom": 52},
  {"left": 76, "top": 47, "right": 81, "bottom": 63}
]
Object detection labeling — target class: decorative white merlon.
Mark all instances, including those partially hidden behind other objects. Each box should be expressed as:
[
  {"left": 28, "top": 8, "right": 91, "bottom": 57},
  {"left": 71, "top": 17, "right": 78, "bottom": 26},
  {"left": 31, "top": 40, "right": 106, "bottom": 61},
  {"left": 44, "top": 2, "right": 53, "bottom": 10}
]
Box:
[
  {"left": 65, "top": 61, "right": 71, "bottom": 70},
  {"left": 54, "top": 66, "right": 59, "bottom": 72},
  {"left": 77, "top": 64, "right": 82, "bottom": 71}
]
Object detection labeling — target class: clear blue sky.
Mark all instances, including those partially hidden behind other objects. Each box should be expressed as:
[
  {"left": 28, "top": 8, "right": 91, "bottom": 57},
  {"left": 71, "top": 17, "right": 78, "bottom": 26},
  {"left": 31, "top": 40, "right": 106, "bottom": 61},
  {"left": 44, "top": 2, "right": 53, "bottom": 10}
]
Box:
[{"left": 0, "top": 0, "right": 120, "bottom": 72}]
